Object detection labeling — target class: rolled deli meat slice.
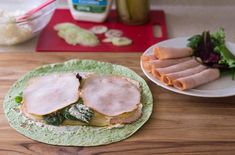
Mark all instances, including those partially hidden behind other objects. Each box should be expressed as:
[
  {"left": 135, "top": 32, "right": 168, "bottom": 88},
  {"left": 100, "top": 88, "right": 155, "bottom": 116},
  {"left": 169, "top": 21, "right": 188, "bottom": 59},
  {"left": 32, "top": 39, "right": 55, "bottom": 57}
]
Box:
[
  {"left": 140, "top": 54, "right": 157, "bottom": 61},
  {"left": 151, "top": 59, "right": 200, "bottom": 80},
  {"left": 173, "top": 68, "right": 220, "bottom": 90},
  {"left": 151, "top": 57, "right": 192, "bottom": 69},
  {"left": 81, "top": 75, "right": 141, "bottom": 116},
  {"left": 23, "top": 73, "right": 80, "bottom": 115},
  {"left": 162, "top": 65, "right": 207, "bottom": 85},
  {"left": 142, "top": 57, "right": 191, "bottom": 73},
  {"left": 153, "top": 46, "right": 193, "bottom": 60}
]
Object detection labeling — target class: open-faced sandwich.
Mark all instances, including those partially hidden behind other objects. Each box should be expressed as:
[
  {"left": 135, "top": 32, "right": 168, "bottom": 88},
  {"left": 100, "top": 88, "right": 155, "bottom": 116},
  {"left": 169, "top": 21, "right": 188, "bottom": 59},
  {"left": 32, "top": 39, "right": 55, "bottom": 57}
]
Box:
[
  {"left": 4, "top": 60, "right": 152, "bottom": 146},
  {"left": 21, "top": 73, "right": 143, "bottom": 127}
]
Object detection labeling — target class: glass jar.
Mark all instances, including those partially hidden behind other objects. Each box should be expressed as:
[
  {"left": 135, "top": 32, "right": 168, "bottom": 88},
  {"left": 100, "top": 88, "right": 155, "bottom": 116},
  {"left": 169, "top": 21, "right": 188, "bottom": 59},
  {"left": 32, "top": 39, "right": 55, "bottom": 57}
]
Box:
[{"left": 115, "top": 0, "right": 150, "bottom": 25}]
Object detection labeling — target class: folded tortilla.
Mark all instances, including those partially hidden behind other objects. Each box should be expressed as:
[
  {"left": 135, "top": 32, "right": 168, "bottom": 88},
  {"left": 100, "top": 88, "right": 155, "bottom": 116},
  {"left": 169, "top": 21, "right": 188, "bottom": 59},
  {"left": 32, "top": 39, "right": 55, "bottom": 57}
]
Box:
[{"left": 3, "top": 59, "right": 153, "bottom": 146}]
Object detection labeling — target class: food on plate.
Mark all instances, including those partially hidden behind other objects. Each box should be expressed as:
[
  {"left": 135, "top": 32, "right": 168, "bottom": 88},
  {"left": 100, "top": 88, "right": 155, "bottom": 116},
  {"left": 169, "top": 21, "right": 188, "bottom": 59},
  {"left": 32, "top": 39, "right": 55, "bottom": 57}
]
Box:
[
  {"left": 187, "top": 28, "right": 235, "bottom": 79},
  {"left": 140, "top": 54, "right": 157, "bottom": 61},
  {"left": 151, "top": 58, "right": 200, "bottom": 80},
  {"left": 173, "top": 68, "right": 220, "bottom": 90},
  {"left": 54, "top": 23, "right": 99, "bottom": 46},
  {"left": 162, "top": 65, "right": 207, "bottom": 85},
  {"left": 111, "top": 37, "right": 132, "bottom": 46},
  {"left": 153, "top": 46, "right": 193, "bottom": 60},
  {"left": 81, "top": 75, "right": 140, "bottom": 116},
  {"left": 21, "top": 73, "right": 142, "bottom": 126},
  {"left": 142, "top": 57, "right": 191, "bottom": 72},
  {"left": 4, "top": 60, "right": 153, "bottom": 146},
  {"left": 90, "top": 25, "right": 108, "bottom": 34},
  {"left": 141, "top": 46, "right": 221, "bottom": 90},
  {"left": 141, "top": 28, "right": 235, "bottom": 91},
  {"left": 23, "top": 73, "right": 80, "bottom": 116}
]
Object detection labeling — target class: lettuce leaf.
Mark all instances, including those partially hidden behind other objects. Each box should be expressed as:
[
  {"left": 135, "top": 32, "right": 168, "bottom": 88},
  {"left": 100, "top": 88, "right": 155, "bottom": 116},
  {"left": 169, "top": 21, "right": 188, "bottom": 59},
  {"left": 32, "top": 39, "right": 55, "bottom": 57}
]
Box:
[{"left": 187, "top": 28, "right": 235, "bottom": 69}]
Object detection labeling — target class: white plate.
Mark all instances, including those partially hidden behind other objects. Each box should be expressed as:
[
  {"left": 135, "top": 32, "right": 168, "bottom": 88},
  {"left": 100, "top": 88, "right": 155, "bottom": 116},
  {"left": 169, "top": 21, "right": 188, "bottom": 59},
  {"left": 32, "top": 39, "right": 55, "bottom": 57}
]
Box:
[{"left": 140, "top": 37, "right": 235, "bottom": 97}]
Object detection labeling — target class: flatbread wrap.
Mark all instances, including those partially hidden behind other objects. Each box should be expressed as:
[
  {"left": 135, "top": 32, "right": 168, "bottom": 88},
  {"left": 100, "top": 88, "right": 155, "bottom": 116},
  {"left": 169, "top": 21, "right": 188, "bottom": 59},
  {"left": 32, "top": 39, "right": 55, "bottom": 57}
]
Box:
[{"left": 3, "top": 59, "right": 153, "bottom": 146}]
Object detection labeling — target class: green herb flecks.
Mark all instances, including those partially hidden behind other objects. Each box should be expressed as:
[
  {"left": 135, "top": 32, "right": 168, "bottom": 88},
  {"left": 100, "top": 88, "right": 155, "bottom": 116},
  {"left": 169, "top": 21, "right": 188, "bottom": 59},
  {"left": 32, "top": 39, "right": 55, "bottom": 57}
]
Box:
[{"left": 15, "top": 92, "right": 23, "bottom": 104}]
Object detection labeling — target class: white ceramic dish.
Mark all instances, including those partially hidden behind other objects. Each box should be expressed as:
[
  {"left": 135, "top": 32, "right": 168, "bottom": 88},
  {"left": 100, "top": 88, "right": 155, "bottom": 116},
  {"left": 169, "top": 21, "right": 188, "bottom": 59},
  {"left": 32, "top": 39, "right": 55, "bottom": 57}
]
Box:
[{"left": 140, "top": 37, "right": 235, "bottom": 97}]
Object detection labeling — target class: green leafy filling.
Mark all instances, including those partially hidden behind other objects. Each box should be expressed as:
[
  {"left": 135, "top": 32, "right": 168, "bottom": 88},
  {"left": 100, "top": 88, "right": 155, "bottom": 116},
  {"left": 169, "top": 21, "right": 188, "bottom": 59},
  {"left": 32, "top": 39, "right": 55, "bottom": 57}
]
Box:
[{"left": 43, "top": 99, "right": 93, "bottom": 126}]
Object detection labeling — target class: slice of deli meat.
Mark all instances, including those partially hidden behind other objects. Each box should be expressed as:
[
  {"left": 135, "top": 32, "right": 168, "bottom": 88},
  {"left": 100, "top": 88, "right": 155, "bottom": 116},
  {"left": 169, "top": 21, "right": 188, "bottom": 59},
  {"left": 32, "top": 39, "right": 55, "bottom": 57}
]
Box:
[
  {"left": 152, "top": 58, "right": 200, "bottom": 80},
  {"left": 173, "top": 68, "right": 220, "bottom": 90},
  {"left": 142, "top": 57, "right": 191, "bottom": 73},
  {"left": 150, "top": 57, "right": 192, "bottom": 69},
  {"left": 23, "top": 73, "right": 80, "bottom": 115},
  {"left": 153, "top": 46, "right": 193, "bottom": 60},
  {"left": 162, "top": 65, "right": 207, "bottom": 85},
  {"left": 140, "top": 54, "right": 157, "bottom": 61},
  {"left": 81, "top": 75, "right": 141, "bottom": 117},
  {"left": 110, "top": 104, "right": 143, "bottom": 124}
]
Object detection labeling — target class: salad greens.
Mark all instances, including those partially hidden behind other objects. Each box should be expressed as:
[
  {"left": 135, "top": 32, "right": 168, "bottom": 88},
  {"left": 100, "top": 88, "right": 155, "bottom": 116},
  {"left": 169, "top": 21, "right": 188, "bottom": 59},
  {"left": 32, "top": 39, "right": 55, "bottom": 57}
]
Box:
[
  {"left": 43, "top": 100, "right": 94, "bottom": 126},
  {"left": 187, "top": 28, "right": 235, "bottom": 78}
]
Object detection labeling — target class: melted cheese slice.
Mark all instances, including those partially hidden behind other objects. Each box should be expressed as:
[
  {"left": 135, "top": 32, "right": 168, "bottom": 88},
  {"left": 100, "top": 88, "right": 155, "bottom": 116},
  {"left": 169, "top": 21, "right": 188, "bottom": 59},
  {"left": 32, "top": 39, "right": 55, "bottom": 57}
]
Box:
[
  {"left": 23, "top": 73, "right": 80, "bottom": 115},
  {"left": 22, "top": 103, "right": 142, "bottom": 127},
  {"left": 81, "top": 75, "right": 141, "bottom": 116}
]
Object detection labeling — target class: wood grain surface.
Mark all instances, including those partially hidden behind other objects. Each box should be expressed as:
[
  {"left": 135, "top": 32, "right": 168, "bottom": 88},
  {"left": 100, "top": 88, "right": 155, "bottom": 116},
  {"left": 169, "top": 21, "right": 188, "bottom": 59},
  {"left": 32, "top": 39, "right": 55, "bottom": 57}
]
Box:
[{"left": 1, "top": 52, "right": 235, "bottom": 155}]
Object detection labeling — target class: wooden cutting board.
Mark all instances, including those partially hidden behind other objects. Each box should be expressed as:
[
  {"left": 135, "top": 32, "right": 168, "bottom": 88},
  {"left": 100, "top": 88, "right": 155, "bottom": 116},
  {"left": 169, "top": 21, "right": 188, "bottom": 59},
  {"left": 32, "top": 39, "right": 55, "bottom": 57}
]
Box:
[{"left": 1, "top": 52, "right": 235, "bottom": 154}]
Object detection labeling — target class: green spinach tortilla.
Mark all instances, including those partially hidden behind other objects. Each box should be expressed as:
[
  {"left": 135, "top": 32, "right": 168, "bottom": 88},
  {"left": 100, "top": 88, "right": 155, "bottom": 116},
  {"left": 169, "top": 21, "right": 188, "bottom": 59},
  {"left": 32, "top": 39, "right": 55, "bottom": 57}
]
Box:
[{"left": 3, "top": 59, "right": 153, "bottom": 146}]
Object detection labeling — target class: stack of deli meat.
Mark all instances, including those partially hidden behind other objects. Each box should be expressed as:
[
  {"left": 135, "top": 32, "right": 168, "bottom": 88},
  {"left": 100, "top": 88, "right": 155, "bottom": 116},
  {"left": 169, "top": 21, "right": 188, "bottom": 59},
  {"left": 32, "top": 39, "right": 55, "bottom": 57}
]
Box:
[{"left": 141, "top": 46, "right": 220, "bottom": 90}]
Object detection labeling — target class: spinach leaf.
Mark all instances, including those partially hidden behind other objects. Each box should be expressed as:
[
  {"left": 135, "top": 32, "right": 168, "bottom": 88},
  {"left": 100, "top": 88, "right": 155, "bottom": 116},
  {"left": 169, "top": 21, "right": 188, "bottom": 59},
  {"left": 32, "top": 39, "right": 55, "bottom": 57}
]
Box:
[
  {"left": 68, "top": 104, "right": 93, "bottom": 123},
  {"left": 61, "top": 106, "right": 78, "bottom": 120},
  {"left": 43, "top": 113, "right": 65, "bottom": 126}
]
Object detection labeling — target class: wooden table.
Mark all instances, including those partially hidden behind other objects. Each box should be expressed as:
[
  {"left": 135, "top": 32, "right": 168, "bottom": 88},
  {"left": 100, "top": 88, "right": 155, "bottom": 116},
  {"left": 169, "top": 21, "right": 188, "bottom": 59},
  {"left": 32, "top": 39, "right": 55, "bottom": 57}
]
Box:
[{"left": 1, "top": 52, "right": 235, "bottom": 155}]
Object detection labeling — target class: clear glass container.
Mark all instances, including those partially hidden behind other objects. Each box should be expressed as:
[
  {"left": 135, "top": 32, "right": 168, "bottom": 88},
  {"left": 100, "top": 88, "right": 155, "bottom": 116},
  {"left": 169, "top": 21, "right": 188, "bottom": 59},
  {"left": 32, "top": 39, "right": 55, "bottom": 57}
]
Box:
[{"left": 0, "top": 0, "right": 56, "bottom": 45}]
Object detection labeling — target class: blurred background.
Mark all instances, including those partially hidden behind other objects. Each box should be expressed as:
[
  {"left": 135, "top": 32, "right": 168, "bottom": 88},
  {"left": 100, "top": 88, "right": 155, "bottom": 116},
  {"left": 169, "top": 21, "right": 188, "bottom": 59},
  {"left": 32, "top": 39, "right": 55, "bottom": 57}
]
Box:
[{"left": 0, "top": 0, "right": 235, "bottom": 52}]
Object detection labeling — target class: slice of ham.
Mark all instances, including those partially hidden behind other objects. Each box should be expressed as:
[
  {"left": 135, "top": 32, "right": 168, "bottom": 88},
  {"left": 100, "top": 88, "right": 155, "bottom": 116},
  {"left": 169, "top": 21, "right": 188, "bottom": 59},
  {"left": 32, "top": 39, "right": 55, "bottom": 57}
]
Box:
[
  {"left": 173, "top": 68, "right": 220, "bottom": 90},
  {"left": 110, "top": 104, "right": 142, "bottom": 124},
  {"left": 140, "top": 54, "right": 157, "bottom": 61},
  {"left": 152, "top": 58, "right": 200, "bottom": 80},
  {"left": 162, "top": 64, "right": 208, "bottom": 85},
  {"left": 153, "top": 46, "right": 193, "bottom": 60},
  {"left": 81, "top": 75, "right": 141, "bottom": 116},
  {"left": 23, "top": 73, "right": 80, "bottom": 115},
  {"left": 142, "top": 57, "right": 191, "bottom": 73}
]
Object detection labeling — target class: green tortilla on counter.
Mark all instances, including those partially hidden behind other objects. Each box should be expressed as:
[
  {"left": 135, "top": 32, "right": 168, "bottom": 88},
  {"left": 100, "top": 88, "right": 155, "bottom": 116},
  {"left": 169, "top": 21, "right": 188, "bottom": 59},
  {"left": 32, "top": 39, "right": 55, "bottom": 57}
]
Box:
[{"left": 3, "top": 60, "right": 153, "bottom": 146}]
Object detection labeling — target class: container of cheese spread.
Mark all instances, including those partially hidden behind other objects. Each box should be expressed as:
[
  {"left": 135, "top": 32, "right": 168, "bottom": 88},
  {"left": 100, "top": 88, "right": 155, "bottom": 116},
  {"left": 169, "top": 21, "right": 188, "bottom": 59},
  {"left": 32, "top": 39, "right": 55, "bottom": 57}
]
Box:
[{"left": 68, "top": 0, "right": 113, "bottom": 23}]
